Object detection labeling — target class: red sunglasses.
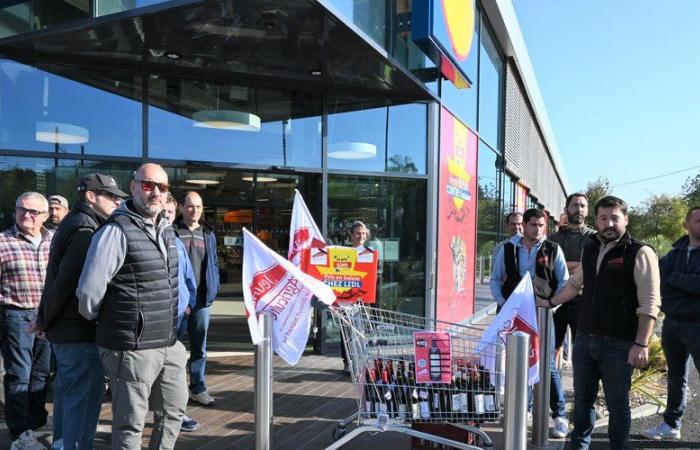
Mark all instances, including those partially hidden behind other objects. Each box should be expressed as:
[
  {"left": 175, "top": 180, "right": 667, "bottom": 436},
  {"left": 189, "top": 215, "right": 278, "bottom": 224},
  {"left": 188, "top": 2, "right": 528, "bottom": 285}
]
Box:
[{"left": 135, "top": 179, "right": 170, "bottom": 193}]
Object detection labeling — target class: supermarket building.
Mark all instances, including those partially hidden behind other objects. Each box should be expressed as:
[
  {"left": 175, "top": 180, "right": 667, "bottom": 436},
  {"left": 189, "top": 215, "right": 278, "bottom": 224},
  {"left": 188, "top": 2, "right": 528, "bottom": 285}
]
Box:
[{"left": 0, "top": 0, "right": 568, "bottom": 352}]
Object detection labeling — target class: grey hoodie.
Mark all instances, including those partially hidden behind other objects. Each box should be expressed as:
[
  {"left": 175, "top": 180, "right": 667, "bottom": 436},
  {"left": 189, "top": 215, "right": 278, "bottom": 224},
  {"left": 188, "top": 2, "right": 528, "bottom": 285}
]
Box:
[{"left": 77, "top": 201, "right": 171, "bottom": 321}]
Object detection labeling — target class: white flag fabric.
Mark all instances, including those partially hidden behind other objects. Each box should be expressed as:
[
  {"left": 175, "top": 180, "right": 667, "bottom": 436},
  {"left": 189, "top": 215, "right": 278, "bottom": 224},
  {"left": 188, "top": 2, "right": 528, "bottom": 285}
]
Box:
[
  {"left": 243, "top": 228, "right": 335, "bottom": 365},
  {"left": 476, "top": 274, "right": 540, "bottom": 385},
  {"left": 288, "top": 189, "right": 325, "bottom": 267}
]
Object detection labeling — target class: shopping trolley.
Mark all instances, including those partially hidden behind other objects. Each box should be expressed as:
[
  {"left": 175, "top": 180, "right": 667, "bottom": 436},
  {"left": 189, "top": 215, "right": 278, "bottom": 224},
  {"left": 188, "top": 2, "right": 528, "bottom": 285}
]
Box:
[{"left": 325, "top": 303, "right": 504, "bottom": 450}]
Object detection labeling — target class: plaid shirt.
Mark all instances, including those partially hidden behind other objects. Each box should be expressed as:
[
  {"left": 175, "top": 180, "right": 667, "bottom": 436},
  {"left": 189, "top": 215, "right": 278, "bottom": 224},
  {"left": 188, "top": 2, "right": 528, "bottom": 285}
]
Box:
[{"left": 0, "top": 225, "right": 53, "bottom": 309}]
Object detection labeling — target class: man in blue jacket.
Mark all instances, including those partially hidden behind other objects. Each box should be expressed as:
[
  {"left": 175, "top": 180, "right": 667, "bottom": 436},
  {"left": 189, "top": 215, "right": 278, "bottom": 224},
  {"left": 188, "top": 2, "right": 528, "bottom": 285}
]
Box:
[
  {"left": 643, "top": 206, "right": 700, "bottom": 441},
  {"left": 163, "top": 193, "right": 199, "bottom": 432},
  {"left": 175, "top": 191, "right": 220, "bottom": 406}
]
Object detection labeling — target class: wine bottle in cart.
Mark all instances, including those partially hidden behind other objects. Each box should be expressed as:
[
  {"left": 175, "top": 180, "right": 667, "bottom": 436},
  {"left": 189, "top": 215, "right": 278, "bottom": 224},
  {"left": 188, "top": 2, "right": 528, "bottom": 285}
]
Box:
[
  {"left": 381, "top": 365, "right": 396, "bottom": 418},
  {"left": 480, "top": 364, "right": 499, "bottom": 421},
  {"left": 407, "top": 362, "right": 421, "bottom": 420},
  {"left": 450, "top": 359, "right": 463, "bottom": 420},
  {"left": 374, "top": 358, "right": 388, "bottom": 415},
  {"left": 395, "top": 361, "right": 408, "bottom": 421},
  {"left": 469, "top": 363, "right": 486, "bottom": 420},
  {"left": 364, "top": 368, "right": 377, "bottom": 417},
  {"left": 460, "top": 358, "right": 470, "bottom": 419}
]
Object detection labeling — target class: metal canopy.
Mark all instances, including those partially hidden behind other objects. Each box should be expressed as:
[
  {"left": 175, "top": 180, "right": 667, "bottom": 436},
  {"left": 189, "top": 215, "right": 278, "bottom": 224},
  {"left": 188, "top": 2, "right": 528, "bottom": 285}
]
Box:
[{"left": 0, "top": 0, "right": 435, "bottom": 110}]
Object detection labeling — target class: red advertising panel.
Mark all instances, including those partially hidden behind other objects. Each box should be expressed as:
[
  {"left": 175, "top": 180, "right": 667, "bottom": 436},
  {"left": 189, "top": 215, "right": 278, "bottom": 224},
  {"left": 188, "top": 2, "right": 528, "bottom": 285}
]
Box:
[
  {"left": 436, "top": 108, "right": 477, "bottom": 323},
  {"left": 301, "top": 246, "right": 378, "bottom": 304}
]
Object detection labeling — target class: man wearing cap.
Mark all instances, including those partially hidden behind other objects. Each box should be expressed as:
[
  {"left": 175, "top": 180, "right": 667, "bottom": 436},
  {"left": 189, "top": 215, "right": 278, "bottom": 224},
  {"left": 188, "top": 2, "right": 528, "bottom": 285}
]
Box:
[
  {"left": 35, "top": 173, "right": 127, "bottom": 450},
  {"left": 0, "top": 192, "right": 53, "bottom": 448},
  {"left": 46, "top": 195, "right": 69, "bottom": 230},
  {"left": 77, "top": 163, "right": 188, "bottom": 449}
]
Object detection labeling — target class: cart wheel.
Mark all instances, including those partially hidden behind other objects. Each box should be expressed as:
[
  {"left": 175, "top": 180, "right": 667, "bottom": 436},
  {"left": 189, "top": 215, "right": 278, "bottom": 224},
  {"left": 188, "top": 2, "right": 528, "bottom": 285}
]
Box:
[{"left": 332, "top": 426, "right": 347, "bottom": 440}]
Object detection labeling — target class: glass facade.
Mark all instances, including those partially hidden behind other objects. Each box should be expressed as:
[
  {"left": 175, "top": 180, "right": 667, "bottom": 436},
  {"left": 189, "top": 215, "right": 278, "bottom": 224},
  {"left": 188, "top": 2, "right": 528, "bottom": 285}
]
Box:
[
  {"left": 0, "top": 60, "right": 142, "bottom": 157},
  {"left": 0, "top": 0, "right": 557, "bottom": 352}
]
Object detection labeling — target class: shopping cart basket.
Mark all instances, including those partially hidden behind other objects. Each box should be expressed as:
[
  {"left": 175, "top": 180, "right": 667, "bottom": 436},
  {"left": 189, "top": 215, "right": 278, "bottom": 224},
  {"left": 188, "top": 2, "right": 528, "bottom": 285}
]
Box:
[{"left": 325, "top": 303, "right": 504, "bottom": 450}]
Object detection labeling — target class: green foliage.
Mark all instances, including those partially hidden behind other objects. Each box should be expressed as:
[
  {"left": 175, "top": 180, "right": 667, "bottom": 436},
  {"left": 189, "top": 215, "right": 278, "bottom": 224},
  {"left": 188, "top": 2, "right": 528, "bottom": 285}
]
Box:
[
  {"left": 630, "top": 334, "right": 667, "bottom": 408},
  {"left": 644, "top": 235, "right": 673, "bottom": 257},
  {"left": 626, "top": 195, "right": 686, "bottom": 242},
  {"left": 682, "top": 172, "right": 700, "bottom": 207},
  {"left": 584, "top": 176, "right": 611, "bottom": 225}
]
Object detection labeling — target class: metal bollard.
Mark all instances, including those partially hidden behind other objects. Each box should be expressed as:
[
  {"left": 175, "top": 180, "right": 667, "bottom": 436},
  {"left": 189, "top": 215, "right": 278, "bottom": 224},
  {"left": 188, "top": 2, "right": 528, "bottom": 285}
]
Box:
[
  {"left": 504, "top": 331, "right": 530, "bottom": 450},
  {"left": 255, "top": 314, "right": 273, "bottom": 450},
  {"left": 531, "top": 307, "right": 554, "bottom": 449}
]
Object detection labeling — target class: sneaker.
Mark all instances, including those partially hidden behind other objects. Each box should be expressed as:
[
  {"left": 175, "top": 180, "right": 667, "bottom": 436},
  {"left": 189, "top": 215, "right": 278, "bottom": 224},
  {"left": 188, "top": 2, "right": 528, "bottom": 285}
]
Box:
[
  {"left": 190, "top": 390, "right": 215, "bottom": 406},
  {"left": 551, "top": 417, "right": 569, "bottom": 438},
  {"left": 181, "top": 415, "right": 199, "bottom": 432},
  {"left": 641, "top": 421, "right": 681, "bottom": 440},
  {"left": 10, "top": 430, "right": 46, "bottom": 450}
]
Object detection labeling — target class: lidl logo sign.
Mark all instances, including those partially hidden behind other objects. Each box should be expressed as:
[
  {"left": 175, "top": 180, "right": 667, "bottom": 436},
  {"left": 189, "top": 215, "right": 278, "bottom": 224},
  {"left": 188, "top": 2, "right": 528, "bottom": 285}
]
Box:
[{"left": 413, "top": 0, "right": 476, "bottom": 89}]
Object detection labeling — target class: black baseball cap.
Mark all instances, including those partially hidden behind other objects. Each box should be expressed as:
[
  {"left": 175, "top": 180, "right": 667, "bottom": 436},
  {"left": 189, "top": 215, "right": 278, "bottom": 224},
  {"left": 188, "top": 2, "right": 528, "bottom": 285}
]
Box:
[{"left": 78, "top": 173, "right": 128, "bottom": 198}]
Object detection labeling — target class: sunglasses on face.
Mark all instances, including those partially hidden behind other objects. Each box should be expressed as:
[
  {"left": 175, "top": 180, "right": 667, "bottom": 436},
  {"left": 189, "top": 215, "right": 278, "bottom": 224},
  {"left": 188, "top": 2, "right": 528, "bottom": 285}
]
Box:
[
  {"left": 96, "top": 191, "right": 122, "bottom": 202},
  {"left": 135, "top": 179, "right": 170, "bottom": 193},
  {"left": 16, "top": 207, "right": 47, "bottom": 218}
]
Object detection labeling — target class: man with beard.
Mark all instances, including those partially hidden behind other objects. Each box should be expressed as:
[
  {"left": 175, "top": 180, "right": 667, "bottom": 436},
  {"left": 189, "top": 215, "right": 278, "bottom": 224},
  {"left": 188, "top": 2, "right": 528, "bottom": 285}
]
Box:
[
  {"left": 548, "top": 193, "right": 596, "bottom": 364},
  {"left": 77, "top": 164, "right": 188, "bottom": 450},
  {"left": 537, "top": 196, "right": 661, "bottom": 450},
  {"left": 46, "top": 195, "right": 69, "bottom": 230}
]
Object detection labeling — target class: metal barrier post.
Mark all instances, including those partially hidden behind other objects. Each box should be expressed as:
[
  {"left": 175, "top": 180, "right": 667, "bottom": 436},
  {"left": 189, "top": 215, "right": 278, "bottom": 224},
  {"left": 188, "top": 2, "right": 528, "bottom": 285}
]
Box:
[
  {"left": 255, "top": 314, "right": 273, "bottom": 450},
  {"left": 530, "top": 307, "right": 554, "bottom": 448},
  {"left": 504, "top": 331, "right": 529, "bottom": 450}
]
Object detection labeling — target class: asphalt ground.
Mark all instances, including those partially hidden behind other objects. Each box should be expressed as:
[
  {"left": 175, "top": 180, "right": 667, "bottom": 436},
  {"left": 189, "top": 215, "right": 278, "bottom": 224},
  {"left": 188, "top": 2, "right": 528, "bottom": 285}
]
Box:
[{"left": 573, "top": 364, "right": 700, "bottom": 449}]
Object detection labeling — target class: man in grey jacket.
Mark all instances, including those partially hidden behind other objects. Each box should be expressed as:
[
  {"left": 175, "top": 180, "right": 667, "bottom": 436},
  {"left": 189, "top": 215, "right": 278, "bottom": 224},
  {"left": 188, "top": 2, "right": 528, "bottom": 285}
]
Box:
[
  {"left": 548, "top": 193, "right": 596, "bottom": 364},
  {"left": 77, "top": 163, "right": 187, "bottom": 450}
]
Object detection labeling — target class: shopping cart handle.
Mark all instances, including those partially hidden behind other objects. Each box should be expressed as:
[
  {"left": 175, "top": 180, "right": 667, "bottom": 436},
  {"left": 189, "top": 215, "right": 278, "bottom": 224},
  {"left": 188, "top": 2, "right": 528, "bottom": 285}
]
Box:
[{"left": 367, "top": 339, "right": 388, "bottom": 347}]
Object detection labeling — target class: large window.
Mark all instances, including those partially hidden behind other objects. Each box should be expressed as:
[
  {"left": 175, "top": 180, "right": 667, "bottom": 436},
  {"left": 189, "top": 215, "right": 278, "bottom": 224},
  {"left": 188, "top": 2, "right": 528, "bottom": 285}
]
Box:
[
  {"left": 328, "top": 174, "right": 427, "bottom": 315},
  {"left": 149, "top": 78, "right": 322, "bottom": 168},
  {"left": 0, "top": 156, "right": 137, "bottom": 230},
  {"left": 476, "top": 145, "right": 500, "bottom": 288},
  {"left": 328, "top": 102, "right": 427, "bottom": 174},
  {"left": 0, "top": 60, "right": 142, "bottom": 157},
  {"left": 477, "top": 18, "right": 504, "bottom": 149}
]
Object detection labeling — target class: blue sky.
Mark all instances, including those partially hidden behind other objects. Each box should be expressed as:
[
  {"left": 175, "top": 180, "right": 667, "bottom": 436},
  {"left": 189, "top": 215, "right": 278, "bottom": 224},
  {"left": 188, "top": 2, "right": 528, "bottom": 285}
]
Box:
[{"left": 512, "top": 0, "right": 700, "bottom": 207}]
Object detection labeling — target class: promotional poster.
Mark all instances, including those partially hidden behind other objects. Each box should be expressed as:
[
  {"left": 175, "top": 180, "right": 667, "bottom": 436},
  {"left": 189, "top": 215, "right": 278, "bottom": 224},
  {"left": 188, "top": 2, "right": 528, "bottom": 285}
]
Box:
[
  {"left": 414, "top": 331, "right": 452, "bottom": 384},
  {"left": 301, "top": 245, "right": 379, "bottom": 304},
  {"left": 436, "top": 108, "right": 478, "bottom": 323}
]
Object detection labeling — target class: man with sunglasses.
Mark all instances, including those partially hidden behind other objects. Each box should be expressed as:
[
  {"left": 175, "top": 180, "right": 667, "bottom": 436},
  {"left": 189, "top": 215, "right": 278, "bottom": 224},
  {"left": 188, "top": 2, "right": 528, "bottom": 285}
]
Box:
[
  {"left": 0, "top": 192, "right": 53, "bottom": 449},
  {"left": 77, "top": 164, "right": 188, "bottom": 450},
  {"left": 35, "top": 173, "right": 127, "bottom": 450}
]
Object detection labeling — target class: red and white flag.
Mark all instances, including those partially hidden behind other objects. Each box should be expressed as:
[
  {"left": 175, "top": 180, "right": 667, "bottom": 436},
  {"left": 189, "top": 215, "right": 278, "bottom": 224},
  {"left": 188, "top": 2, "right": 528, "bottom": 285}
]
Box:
[
  {"left": 288, "top": 189, "right": 325, "bottom": 267},
  {"left": 243, "top": 228, "right": 335, "bottom": 365},
  {"left": 477, "top": 274, "right": 540, "bottom": 385}
]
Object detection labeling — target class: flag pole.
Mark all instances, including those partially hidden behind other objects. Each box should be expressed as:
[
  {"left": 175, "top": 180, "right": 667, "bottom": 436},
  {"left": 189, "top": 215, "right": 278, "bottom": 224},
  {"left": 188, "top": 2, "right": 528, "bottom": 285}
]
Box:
[{"left": 255, "top": 313, "right": 273, "bottom": 450}]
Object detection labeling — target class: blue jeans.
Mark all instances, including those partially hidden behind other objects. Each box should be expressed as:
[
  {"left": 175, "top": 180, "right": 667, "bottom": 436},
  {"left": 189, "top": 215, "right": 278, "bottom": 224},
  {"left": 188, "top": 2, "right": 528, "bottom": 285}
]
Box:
[
  {"left": 571, "top": 334, "right": 633, "bottom": 450},
  {"left": 661, "top": 318, "right": 700, "bottom": 429},
  {"left": 0, "top": 307, "right": 51, "bottom": 439},
  {"left": 179, "top": 305, "right": 211, "bottom": 394},
  {"left": 52, "top": 343, "right": 104, "bottom": 450}
]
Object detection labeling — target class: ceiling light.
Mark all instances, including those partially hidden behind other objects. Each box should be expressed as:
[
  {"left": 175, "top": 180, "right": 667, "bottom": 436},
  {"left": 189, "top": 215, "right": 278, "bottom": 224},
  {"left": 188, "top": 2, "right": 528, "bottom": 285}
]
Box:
[
  {"left": 309, "top": 69, "right": 323, "bottom": 76},
  {"left": 164, "top": 51, "right": 181, "bottom": 60},
  {"left": 328, "top": 141, "right": 377, "bottom": 160},
  {"left": 36, "top": 122, "right": 89, "bottom": 144},
  {"left": 193, "top": 110, "right": 261, "bottom": 132},
  {"left": 242, "top": 175, "right": 278, "bottom": 183},
  {"left": 185, "top": 171, "right": 223, "bottom": 185}
]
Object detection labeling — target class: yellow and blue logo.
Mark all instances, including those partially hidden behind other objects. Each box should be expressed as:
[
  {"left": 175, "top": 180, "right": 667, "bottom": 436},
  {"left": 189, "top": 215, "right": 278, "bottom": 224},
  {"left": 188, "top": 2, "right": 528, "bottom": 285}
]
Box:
[{"left": 413, "top": 0, "right": 476, "bottom": 88}]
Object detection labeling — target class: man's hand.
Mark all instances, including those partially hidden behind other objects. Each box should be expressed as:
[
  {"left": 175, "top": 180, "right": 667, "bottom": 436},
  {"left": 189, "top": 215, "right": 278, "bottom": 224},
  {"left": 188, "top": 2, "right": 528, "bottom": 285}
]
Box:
[
  {"left": 185, "top": 306, "right": 192, "bottom": 315},
  {"left": 27, "top": 320, "right": 46, "bottom": 339},
  {"left": 535, "top": 296, "right": 552, "bottom": 308},
  {"left": 627, "top": 344, "right": 649, "bottom": 368}
]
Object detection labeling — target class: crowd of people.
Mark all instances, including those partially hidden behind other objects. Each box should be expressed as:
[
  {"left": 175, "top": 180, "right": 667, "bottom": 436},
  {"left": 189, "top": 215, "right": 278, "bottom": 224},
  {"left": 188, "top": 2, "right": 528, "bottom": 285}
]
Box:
[
  {"left": 0, "top": 163, "right": 220, "bottom": 450},
  {"left": 491, "top": 193, "right": 700, "bottom": 449}
]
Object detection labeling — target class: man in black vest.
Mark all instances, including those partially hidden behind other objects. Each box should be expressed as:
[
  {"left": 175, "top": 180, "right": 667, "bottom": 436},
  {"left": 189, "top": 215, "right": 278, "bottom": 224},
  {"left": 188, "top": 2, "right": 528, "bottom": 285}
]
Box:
[
  {"left": 537, "top": 196, "right": 661, "bottom": 450},
  {"left": 490, "top": 208, "right": 570, "bottom": 437},
  {"left": 77, "top": 163, "right": 188, "bottom": 450},
  {"left": 642, "top": 206, "right": 700, "bottom": 441},
  {"left": 36, "top": 173, "right": 127, "bottom": 450},
  {"left": 548, "top": 193, "right": 596, "bottom": 364}
]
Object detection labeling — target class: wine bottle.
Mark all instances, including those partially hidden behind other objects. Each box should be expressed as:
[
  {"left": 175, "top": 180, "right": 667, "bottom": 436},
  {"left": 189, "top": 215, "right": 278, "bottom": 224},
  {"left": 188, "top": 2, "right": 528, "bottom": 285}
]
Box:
[
  {"left": 381, "top": 365, "right": 395, "bottom": 418},
  {"left": 451, "top": 359, "right": 463, "bottom": 420},
  {"left": 396, "top": 361, "right": 408, "bottom": 421},
  {"left": 460, "top": 358, "right": 469, "bottom": 419},
  {"left": 364, "top": 368, "right": 377, "bottom": 417}
]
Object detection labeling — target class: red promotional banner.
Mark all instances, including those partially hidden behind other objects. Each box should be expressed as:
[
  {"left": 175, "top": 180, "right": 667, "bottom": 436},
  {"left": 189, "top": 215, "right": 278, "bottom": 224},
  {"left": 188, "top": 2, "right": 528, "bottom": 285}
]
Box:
[
  {"left": 301, "top": 246, "right": 378, "bottom": 304},
  {"left": 414, "top": 331, "right": 452, "bottom": 384},
  {"left": 436, "top": 108, "right": 478, "bottom": 323}
]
